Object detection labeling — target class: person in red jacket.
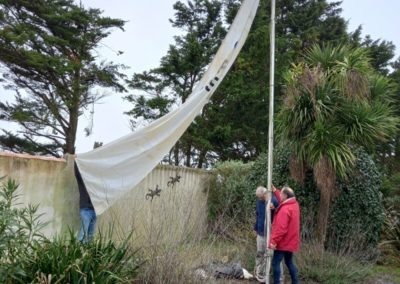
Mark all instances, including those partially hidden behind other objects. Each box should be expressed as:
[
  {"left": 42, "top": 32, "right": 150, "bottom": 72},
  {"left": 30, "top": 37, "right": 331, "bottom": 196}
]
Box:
[{"left": 269, "top": 185, "right": 300, "bottom": 284}]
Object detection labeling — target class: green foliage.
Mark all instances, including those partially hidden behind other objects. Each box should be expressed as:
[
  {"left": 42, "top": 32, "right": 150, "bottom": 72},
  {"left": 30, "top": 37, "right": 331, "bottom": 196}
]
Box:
[
  {"left": 277, "top": 44, "right": 399, "bottom": 178},
  {"left": 0, "top": 0, "right": 126, "bottom": 155},
  {"left": 0, "top": 178, "right": 46, "bottom": 282},
  {"left": 0, "top": 177, "right": 141, "bottom": 283},
  {"left": 381, "top": 172, "right": 400, "bottom": 198},
  {"left": 328, "top": 149, "right": 385, "bottom": 250},
  {"left": 207, "top": 160, "right": 253, "bottom": 227},
  {"left": 379, "top": 194, "right": 400, "bottom": 266},
  {"left": 23, "top": 231, "right": 140, "bottom": 284},
  {"left": 350, "top": 31, "right": 397, "bottom": 75}
]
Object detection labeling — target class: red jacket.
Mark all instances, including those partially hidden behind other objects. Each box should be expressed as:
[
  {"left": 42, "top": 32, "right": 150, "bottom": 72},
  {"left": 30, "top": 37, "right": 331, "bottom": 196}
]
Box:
[{"left": 269, "top": 190, "right": 300, "bottom": 252}]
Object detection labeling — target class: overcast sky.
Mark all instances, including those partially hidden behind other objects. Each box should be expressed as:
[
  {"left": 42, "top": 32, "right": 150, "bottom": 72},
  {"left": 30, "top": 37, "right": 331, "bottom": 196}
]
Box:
[{"left": 1, "top": 1, "right": 399, "bottom": 153}]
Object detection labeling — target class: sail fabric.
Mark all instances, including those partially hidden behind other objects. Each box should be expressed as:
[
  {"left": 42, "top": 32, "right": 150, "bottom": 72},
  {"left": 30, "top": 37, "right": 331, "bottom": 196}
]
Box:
[{"left": 75, "top": 0, "right": 260, "bottom": 215}]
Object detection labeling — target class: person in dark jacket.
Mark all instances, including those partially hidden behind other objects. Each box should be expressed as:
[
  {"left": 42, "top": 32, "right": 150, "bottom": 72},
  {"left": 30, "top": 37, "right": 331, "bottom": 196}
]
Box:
[
  {"left": 254, "top": 186, "right": 279, "bottom": 283},
  {"left": 74, "top": 161, "right": 96, "bottom": 243},
  {"left": 269, "top": 186, "right": 300, "bottom": 284}
]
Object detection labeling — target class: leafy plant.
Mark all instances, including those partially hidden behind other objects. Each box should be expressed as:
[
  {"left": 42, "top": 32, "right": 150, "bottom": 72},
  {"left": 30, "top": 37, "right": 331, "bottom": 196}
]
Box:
[
  {"left": 23, "top": 231, "right": 141, "bottom": 284},
  {"left": 0, "top": 177, "right": 46, "bottom": 283},
  {"left": 379, "top": 201, "right": 400, "bottom": 266},
  {"left": 0, "top": 177, "right": 141, "bottom": 283},
  {"left": 207, "top": 160, "right": 253, "bottom": 234}
]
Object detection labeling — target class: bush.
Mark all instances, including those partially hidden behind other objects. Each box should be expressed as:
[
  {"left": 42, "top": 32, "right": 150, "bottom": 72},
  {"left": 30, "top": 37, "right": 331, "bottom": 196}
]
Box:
[
  {"left": 24, "top": 231, "right": 141, "bottom": 283},
  {"left": 207, "top": 160, "right": 253, "bottom": 233},
  {"left": 0, "top": 177, "right": 141, "bottom": 283},
  {"left": 0, "top": 178, "right": 47, "bottom": 282},
  {"left": 381, "top": 172, "right": 400, "bottom": 198},
  {"left": 328, "top": 149, "right": 385, "bottom": 252},
  {"left": 379, "top": 200, "right": 400, "bottom": 266}
]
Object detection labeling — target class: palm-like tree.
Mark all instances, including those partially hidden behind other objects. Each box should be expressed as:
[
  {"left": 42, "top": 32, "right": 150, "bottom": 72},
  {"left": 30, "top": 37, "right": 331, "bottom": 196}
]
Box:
[{"left": 277, "top": 45, "right": 399, "bottom": 245}]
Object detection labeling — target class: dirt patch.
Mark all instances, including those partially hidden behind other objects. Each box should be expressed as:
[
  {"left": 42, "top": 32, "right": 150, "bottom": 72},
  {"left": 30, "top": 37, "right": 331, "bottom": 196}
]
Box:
[{"left": 363, "top": 274, "right": 400, "bottom": 284}]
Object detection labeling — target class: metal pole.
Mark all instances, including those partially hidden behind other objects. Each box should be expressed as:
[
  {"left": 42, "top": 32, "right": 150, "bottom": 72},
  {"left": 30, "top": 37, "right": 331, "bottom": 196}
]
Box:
[{"left": 265, "top": 0, "right": 276, "bottom": 282}]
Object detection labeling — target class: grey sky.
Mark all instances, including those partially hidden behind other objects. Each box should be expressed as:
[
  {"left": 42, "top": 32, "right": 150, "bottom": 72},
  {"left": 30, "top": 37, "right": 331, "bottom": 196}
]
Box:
[
  {"left": 338, "top": 0, "right": 400, "bottom": 56},
  {"left": 1, "top": 1, "right": 399, "bottom": 153}
]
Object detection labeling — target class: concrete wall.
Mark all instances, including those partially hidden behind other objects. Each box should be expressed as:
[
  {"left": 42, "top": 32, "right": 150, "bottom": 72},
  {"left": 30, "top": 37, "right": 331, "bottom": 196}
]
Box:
[{"left": 0, "top": 152, "right": 212, "bottom": 243}]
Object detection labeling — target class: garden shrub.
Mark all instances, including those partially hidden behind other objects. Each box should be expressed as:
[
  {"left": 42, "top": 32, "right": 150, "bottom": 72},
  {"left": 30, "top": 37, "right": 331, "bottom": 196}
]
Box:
[
  {"left": 0, "top": 177, "right": 141, "bottom": 283},
  {"left": 207, "top": 160, "right": 253, "bottom": 232},
  {"left": 328, "top": 149, "right": 385, "bottom": 253},
  {"left": 23, "top": 231, "right": 141, "bottom": 283},
  {"left": 0, "top": 178, "right": 46, "bottom": 283}
]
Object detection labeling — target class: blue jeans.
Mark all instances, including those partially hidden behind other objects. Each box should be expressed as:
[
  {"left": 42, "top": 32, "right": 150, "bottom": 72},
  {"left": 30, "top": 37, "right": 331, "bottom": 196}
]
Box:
[
  {"left": 272, "top": 250, "right": 299, "bottom": 284},
  {"left": 78, "top": 208, "right": 97, "bottom": 243}
]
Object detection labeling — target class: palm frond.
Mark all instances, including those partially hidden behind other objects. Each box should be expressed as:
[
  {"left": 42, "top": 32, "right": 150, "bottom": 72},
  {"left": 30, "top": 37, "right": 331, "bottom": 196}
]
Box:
[
  {"left": 333, "top": 47, "right": 372, "bottom": 99},
  {"left": 337, "top": 101, "right": 399, "bottom": 149},
  {"left": 304, "top": 44, "right": 349, "bottom": 70},
  {"left": 369, "top": 74, "right": 397, "bottom": 102},
  {"left": 305, "top": 121, "right": 356, "bottom": 178}
]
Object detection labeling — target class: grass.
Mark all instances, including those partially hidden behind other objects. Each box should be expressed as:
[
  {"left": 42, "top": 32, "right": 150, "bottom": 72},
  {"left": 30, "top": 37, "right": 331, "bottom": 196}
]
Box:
[
  {"left": 370, "top": 265, "right": 400, "bottom": 283},
  {"left": 133, "top": 235, "right": 256, "bottom": 283}
]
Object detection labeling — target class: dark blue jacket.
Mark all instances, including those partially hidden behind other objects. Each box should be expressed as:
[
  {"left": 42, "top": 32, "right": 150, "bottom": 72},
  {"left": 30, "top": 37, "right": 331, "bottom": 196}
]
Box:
[{"left": 254, "top": 195, "right": 279, "bottom": 236}]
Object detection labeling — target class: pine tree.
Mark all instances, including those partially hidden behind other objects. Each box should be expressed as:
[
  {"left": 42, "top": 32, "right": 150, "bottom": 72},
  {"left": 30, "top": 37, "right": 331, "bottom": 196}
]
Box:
[{"left": 0, "top": 0, "right": 126, "bottom": 156}]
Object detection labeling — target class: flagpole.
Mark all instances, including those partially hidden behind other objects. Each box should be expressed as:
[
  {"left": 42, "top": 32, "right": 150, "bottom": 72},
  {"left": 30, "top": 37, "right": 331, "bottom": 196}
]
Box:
[{"left": 265, "top": 0, "right": 276, "bottom": 282}]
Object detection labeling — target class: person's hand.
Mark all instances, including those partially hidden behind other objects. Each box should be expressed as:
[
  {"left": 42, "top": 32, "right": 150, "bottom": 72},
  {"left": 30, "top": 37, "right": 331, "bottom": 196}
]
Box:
[
  {"left": 272, "top": 184, "right": 277, "bottom": 192},
  {"left": 269, "top": 203, "right": 275, "bottom": 209},
  {"left": 269, "top": 243, "right": 277, "bottom": 250}
]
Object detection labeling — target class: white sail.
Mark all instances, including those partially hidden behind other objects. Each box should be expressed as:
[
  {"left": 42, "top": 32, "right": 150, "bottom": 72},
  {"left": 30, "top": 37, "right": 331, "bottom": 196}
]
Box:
[{"left": 75, "top": 0, "right": 260, "bottom": 215}]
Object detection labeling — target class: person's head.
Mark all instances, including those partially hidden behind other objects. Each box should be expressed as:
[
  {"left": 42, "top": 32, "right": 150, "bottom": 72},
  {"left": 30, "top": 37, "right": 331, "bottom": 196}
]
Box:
[
  {"left": 280, "top": 186, "right": 295, "bottom": 202},
  {"left": 255, "top": 186, "right": 267, "bottom": 201}
]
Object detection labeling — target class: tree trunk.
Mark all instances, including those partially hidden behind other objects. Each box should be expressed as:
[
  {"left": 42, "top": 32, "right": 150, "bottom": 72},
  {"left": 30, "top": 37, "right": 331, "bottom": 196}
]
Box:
[
  {"left": 65, "top": 110, "right": 78, "bottom": 154},
  {"left": 289, "top": 154, "right": 306, "bottom": 185},
  {"left": 197, "top": 149, "right": 206, "bottom": 168},
  {"left": 174, "top": 143, "right": 179, "bottom": 166},
  {"left": 65, "top": 67, "right": 81, "bottom": 155},
  {"left": 185, "top": 143, "right": 191, "bottom": 167},
  {"left": 314, "top": 156, "right": 336, "bottom": 247}
]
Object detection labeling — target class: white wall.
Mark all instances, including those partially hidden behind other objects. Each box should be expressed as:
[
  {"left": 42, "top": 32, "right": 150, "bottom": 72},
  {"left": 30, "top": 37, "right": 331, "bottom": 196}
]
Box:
[{"left": 0, "top": 152, "right": 211, "bottom": 243}]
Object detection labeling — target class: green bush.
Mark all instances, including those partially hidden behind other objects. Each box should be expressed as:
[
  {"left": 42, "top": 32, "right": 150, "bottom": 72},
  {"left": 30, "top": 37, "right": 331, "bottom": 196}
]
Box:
[
  {"left": 0, "top": 178, "right": 47, "bottom": 282},
  {"left": 379, "top": 198, "right": 400, "bottom": 266},
  {"left": 0, "top": 177, "right": 141, "bottom": 283},
  {"left": 24, "top": 231, "right": 141, "bottom": 283},
  {"left": 381, "top": 172, "right": 400, "bottom": 198},
  {"left": 207, "top": 160, "right": 253, "bottom": 229},
  {"left": 328, "top": 149, "right": 385, "bottom": 252}
]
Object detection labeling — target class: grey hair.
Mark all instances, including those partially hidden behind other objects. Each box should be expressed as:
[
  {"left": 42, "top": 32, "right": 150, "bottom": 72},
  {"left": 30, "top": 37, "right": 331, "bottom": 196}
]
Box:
[
  {"left": 255, "top": 186, "right": 267, "bottom": 195},
  {"left": 282, "top": 186, "right": 295, "bottom": 198}
]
